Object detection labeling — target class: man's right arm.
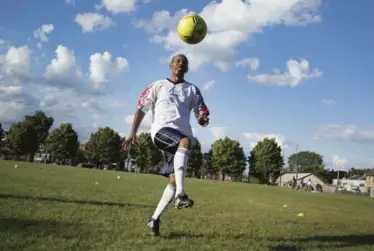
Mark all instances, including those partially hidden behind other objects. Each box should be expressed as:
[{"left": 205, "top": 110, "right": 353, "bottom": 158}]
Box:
[
  {"left": 129, "top": 109, "right": 145, "bottom": 137},
  {"left": 129, "top": 83, "right": 157, "bottom": 136}
]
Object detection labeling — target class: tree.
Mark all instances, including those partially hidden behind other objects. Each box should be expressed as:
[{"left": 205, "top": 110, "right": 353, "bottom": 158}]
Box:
[
  {"left": 348, "top": 168, "right": 366, "bottom": 176},
  {"left": 131, "top": 132, "right": 162, "bottom": 173},
  {"left": 248, "top": 137, "right": 284, "bottom": 184},
  {"left": 5, "top": 121, "right": 38, "bottom": 160},
  {"left": 24, "top": 110, "right": 54, "bottom": 147},
  {"left": 45, "top": 123, "right": 79, "bottom": 164},
  {"left": 75, "top": 148, "right": 88, "bottom": 164},
  {"left": 211, "top": 137, "right": 246, "bottom": 181},
  {"left": 199, "top": 150, "right": 214, "bottom": 178},
  {"left": 187, "top": 139, "right": 203, "bottom": 178},
  {"left": 86, "top": 127, "right": 122, "bottom": 168},
  {"left": 288, "top": 151, "right": 324, "bottom": 173}
]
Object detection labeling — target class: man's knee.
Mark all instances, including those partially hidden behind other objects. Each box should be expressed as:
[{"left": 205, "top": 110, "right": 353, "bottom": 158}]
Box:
[{"left": 178, "top": 137, "right": 190, "bottom": 149}]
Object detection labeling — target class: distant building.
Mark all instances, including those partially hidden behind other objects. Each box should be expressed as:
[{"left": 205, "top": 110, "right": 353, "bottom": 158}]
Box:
[
  {"left": 332, "top": 175, "right": 367, "bottom": 193},
  {"left": 365, "top": 172, "right": 374, "bottom": 195},
  {"left": 79, "top": 143, "right": 87, "bottom": 151},
  {"left": 276, "top": 172, "right": 325, "bottom": 187}
]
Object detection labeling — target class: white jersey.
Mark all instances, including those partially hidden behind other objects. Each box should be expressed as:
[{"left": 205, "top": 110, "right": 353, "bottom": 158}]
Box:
[{"left": 137, "top": 78, "right": 209, "bottom": 140}]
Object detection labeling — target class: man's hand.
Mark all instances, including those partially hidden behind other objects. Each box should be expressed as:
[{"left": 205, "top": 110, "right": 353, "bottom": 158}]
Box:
[
  {"left": 122, "top": 135, "right": 136, "bottom": 150},
  {"left": 123, "top": 109, "right": 145, "bottom": 150},
  {"left": 197, "top": 114, "right": 209, "bottom": 127}
]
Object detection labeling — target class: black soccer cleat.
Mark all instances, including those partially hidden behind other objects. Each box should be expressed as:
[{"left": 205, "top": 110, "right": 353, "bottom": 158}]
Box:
[
  {"left": 174, "top": 193, "right": 194, "bottom": 209},
  {"left": 147, "top": 216, "right": 160, "bottom": 236}
]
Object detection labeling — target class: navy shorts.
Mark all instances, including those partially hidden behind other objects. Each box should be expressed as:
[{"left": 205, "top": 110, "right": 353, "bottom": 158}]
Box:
[{"left": 153, "top": 127, "right": 186, "bottom": 177}]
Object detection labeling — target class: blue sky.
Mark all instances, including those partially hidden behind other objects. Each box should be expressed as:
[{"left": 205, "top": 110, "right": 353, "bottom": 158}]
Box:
[{"left": 1, "top": 0, "right": 374, "bottom": 170}]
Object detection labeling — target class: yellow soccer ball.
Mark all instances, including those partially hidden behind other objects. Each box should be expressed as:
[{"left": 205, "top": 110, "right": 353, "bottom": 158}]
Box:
[{"left": 177, "top": 13, "right": 207, "bottom": 45}]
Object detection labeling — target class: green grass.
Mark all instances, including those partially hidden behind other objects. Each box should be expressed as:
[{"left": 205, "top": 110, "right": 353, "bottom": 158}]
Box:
[{"left": 1, "top": 161, "right": 374, "bottom": 251}]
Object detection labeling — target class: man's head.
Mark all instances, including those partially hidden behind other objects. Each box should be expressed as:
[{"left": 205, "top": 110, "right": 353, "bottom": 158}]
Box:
[{"left": 170, "top": 54, "right": 189, "bottom": 79}]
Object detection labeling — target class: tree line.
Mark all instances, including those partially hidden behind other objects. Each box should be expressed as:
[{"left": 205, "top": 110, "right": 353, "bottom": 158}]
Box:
[{"left": 1, "top": 110, "right": 371, "bottom": 184}]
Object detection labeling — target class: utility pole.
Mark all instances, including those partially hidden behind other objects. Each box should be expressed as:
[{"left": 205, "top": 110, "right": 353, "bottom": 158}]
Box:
[
  {"left": 247, "top": 145, "right": 251, "bottom": 183},
  {"left": 126, "top": 145, "right": 131, "bottom": 171},
  {"left": 279, "top": 148, "right": 285, "bottom": 186},
  {"left": 295, "top": 144, "right": 299, "bottom": 180}
]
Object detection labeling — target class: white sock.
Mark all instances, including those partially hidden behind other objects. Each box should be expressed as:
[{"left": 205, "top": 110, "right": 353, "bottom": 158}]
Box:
[
  {"left": 173, "top": 148, "right": 189, "bottom": 196},
  {"left": 152, "top": 184, "right": 176, "bottom": 220}
]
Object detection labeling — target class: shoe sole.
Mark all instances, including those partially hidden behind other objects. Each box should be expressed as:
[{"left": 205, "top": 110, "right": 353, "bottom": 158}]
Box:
[{"left": 174, "top": 202, "right": 194, "bottom": 209}]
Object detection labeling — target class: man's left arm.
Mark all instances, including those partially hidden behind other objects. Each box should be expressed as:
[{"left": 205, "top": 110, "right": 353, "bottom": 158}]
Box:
[{"left": 192, "top": 86, "right": 210, "bottom": 127}]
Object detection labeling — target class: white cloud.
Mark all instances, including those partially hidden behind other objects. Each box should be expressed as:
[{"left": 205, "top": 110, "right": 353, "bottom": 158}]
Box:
[
  {"left": 44, "top": 45, "right": 82, "bottom": 80},
  {"left": 201, "top": 127, "right": 288, "bottom": 157},
  {"left": 75, "top": 123, "right": 101, "bottom": 142},
  {"left": 135, "top": 0, "right": 322, "bottom": 71},
  {"left": 248, "top": 58, "right": 321, "bottom": 87},
  {"left": 89, "top": 51, "right": 129, "bottom": 88},
  {"left": 0, "top": 85, "right": 38, "bottom": 109},
  {"left": 0, "top": 100, "right": 25, "bottom": 123},
  {"left": 74, "top": 13, "right": 114, "bottom": 33},
  {"left": 105, "top": 98, "right": 127, "bottom": 108},
  {"left": 1, "top": 44, "right": 123, "bottom": 94},
  {"left": 0, "top": 39, "right": 6, "bottom": 50},
  {"left": 135, "top": 9, "right": 192, "bottom": 34},
  {"left": 0, "top": 44, "right": 118, "bottom": 127},
  {"left": 98, "top": 0, "right": 138, "bottom": 14},
  {"left": 2, "top": 45, "right": 31, "bottom": 79},
  {"left": 209, "top": 127, "right": 228, "bottom": 140},
  {"left": 202, "top": 80, "right": 215, "bottom": 91},
  {"left": 322, "top": 99, "right": 336, "bottom": 105},
  {"left": 236, "top": 57, "right": 259, "bottom": 71},
  {"left": 39, "top": 95, "right": 59, "bottom": 107},
  {"left": 33, "top": 24, "right": 54, "bottom": 46},
  {"left": 81, "top": 99, "right": 106, "bottom": 118},
  {"left": 243, "top": 132, "right": 287, "bottom": 149},
  {"left": 0, "top": 44, "right": 103, "bottom": 96},
  {"left": 0, "top": 84, "right": 22, "bottom": 96},
  {"left": 36, "top": 87, "right": 80, "bottom": 114},
  {"left": 0, "top": 81, "right": 110, "bottom": 127},
  {"left": 66, "top": 0, "right": 75, "bottom": 5},
  {"left": 0, "top": 84, "right": 39, "bottom": 123},
  {"left": 314, "top": 124, "right": 374, "bottom": 144}
]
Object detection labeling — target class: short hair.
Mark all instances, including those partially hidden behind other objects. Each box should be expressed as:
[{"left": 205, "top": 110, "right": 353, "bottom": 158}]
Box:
[{"left": 171, "top": 54, "right": 188, "bottom": 64}]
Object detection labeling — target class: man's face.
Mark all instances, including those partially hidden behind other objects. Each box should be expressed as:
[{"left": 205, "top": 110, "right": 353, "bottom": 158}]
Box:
[{"left": 170, "top": 55, "right": 188, "bottom": 77}]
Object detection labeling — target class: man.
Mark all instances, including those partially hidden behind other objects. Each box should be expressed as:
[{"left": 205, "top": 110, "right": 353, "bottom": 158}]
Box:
[{"left": 122, "top": 54, "right": 210, "bottom": 236}]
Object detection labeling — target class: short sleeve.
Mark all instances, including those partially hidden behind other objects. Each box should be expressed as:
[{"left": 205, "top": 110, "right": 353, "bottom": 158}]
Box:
[{"left": 137, "top": 83, "right": 157, "bottom": 113}]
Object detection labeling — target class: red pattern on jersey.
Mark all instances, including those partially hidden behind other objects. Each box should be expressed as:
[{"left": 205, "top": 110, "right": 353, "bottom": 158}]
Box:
[
  {"left": 199, "top": 106, "right": 209, "bottom": 116},
  {"left": 194, "top": 87, "right": 210, "bottom": 118},
  {"left": 137, "top": 86, "right": 151, "bottom": 108}
]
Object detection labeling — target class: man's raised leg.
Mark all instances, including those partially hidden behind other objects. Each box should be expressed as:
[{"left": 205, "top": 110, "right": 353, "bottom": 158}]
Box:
[{"left": 152, "top": 129, "right": 194, "bottom": 210}]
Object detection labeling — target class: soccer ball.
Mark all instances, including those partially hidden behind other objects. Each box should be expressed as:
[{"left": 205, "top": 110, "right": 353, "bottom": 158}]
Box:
[{"left": 177, "top": 14, "right": 207, "bottom": 45}]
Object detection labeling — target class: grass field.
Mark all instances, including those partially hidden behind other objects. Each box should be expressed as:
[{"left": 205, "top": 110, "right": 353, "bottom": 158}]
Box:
[{"left": 1, "top": 161, "right": 374, "bottom": 251}]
